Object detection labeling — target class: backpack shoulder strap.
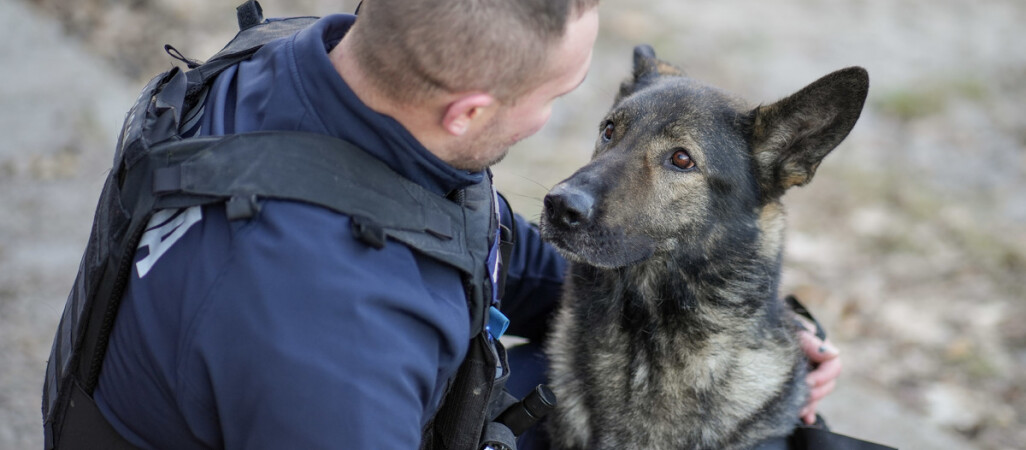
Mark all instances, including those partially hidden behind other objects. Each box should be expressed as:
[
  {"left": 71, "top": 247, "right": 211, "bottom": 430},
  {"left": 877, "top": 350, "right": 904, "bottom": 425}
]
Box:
[
  {"left": 144, "top": 131, "right": 488, "bottom": 277},
  {"left": 189, "top": 14, "right": 318, "bottom": 89}
]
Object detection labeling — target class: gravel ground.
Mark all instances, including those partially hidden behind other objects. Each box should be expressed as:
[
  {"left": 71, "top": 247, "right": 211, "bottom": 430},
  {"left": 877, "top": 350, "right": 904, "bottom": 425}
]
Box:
[{"left": 3, "top": 0, "right": 1024, "bottom": 448}]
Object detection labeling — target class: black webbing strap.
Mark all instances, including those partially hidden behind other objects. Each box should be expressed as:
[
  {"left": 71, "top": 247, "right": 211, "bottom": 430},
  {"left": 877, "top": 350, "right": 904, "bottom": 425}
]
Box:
[
  {"left": 173, "top": 15, "right": 318, "bottom": 100},
  {"left": 494, "top": 192, "right": 517, "bottom": 303},
  {"left": 751, "top": 417, "right": 898, "bottom": 450},
  {"left": 57, "top": 382, "right": 139, "bottom": 449},
  {"left": 786, "top": 294, "right": 827, "bottom": 341},
  {"left": 164, "top": 44, "right": 202, "bottom": 69},
  {"left": 236, "top": 0, "right": 264, "bottom": 31},
  {"left": 206, "top": 15, "right": 317, "bottom": 66},
  {"left": 790, "top": 427, "right": 898, "bottom": 450},
  {"left": 147, "top": 131, "right": 486, "bottom": 276}
]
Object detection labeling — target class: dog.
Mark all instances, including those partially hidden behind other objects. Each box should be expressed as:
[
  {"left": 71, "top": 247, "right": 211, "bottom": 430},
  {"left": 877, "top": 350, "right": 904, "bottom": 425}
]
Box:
[{"left": 539, "top": 45, "right": 869, "bottom": 450}]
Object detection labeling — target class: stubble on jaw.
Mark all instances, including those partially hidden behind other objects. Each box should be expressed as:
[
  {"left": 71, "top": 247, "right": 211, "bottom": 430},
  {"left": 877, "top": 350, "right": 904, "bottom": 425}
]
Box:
[
  {"left": 444, "top": 114, "right": 519, "bottom": 172},
  {"left": 445, "top": 146, "right": 511, "bottom": 172}
]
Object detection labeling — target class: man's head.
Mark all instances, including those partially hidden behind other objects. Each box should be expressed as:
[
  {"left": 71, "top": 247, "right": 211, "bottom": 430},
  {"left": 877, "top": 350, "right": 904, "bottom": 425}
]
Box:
[
  {"left": 340, "top": 0, "right": 600, "bottom": 171},
  {"left": 348, "top": 0, "right": 599, "bottom": 104}
]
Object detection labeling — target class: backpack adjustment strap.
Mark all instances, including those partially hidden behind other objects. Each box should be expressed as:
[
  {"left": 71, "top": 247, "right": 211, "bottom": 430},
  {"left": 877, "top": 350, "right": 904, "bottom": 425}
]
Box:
[
  {"left": 351, "top": 215, "right": 387, "bottom": 250},
  {"left": 152, "top": 166, "right": 182, "bottom": 194},
  {"left": 163, "top": 45, "right": 202, "bottom": 69},
  {"left": 236, "top": 1, "right": 264, "bottom": 31}
]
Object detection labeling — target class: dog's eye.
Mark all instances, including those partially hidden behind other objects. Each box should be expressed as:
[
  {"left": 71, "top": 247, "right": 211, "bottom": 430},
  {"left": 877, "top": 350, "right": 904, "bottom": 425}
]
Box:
[
  {"left": 670, "top": 149, "right": 696, "bottom": 170},
  {"left": 601, "top": 122, "right": 614, "bottom": 142}
]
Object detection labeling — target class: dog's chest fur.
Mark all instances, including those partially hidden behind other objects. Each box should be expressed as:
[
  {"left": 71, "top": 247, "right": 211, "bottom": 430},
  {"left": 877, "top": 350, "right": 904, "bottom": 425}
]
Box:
[{"left": 546, "top": 249, "right": 808, "bottom": 450}]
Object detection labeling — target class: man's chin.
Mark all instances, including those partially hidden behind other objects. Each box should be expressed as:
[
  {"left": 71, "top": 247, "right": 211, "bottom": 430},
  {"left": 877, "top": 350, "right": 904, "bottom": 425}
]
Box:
[
  {"left": 482, "top": 150, "right": 509, "bottom": 169},
  {"left": 449, "top": 147, "right": 510, "bottom": 172}
]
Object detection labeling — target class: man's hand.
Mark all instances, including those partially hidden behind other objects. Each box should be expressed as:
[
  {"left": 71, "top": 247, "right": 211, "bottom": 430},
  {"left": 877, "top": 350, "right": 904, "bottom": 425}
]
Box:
[{"left": 798, "top": 326, "right": 841, "bottom": 425}]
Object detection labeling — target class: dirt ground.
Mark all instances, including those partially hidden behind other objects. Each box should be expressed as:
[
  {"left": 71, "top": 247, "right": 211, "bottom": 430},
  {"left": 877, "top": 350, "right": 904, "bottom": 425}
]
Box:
[{"left": 2, "top": 0, "right": 1024, "bottom": 448}]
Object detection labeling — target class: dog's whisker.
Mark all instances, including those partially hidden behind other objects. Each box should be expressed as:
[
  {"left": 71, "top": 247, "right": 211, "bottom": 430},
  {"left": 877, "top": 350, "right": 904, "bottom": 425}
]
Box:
[
  {"left": 503, "top": 192, "right": 545, "bottom": 203},
  {"left": 506, "top": 173, "right": 554, "bottom": 191}
]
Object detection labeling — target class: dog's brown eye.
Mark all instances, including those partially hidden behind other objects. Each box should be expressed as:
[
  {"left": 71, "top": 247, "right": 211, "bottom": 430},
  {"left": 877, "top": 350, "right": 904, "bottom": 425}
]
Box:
[
  {"left": 601, "top": 122, "right": 614, "bottom": 142},
  {"left": 671, "top": 149, "right": 695, "bottom": 170}
]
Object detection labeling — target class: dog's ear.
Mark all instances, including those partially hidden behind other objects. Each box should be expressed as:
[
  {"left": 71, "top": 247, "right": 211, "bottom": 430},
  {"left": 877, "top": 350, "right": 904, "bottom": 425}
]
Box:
[
  {"left": 616, "top": 45, "right": 684, "bottom": 101},
  {"left": 750, "top": 67, "right": 869, "bottom": 200}
]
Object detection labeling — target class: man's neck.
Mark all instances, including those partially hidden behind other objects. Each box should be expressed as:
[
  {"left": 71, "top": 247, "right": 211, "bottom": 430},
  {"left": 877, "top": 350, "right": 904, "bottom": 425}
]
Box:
[{"left": 329, "top": 37, "right": 451, "bottom": 157}]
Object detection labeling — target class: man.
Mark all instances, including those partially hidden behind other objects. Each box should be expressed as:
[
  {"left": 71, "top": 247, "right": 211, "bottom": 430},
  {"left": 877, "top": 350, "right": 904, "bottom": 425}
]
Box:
[{"left": 88, "top": 0, "right": 839, "bottom": 448}]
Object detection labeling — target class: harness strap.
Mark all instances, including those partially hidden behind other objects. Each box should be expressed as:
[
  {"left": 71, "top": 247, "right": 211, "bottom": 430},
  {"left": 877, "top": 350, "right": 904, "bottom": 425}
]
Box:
[{"left": 786, "top": 294, "right": 827, "bottom": 341}]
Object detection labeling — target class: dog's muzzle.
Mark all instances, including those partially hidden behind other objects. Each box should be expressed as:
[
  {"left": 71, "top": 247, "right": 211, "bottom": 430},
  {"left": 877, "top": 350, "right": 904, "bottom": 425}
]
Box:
[{"left": 541, "top": 180, "right": 655, "bottom": 268}]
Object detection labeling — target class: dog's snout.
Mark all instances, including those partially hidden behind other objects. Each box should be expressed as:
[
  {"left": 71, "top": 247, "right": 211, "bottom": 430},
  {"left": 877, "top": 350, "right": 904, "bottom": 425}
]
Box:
[{"left": 544, "top": 185, "right": 596, "bottom": 228}]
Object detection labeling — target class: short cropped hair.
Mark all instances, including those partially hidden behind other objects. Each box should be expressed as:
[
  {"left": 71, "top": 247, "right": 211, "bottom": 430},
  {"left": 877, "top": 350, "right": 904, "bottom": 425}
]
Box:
[{"left": 347, "top": 0, "right": 599, "bottom": 104}]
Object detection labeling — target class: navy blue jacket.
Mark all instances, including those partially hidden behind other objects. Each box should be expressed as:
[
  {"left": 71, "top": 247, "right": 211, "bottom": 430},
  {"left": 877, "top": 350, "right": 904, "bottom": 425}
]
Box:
[{"left": 93, "top": 14, "right": 566, "bottom": 449}]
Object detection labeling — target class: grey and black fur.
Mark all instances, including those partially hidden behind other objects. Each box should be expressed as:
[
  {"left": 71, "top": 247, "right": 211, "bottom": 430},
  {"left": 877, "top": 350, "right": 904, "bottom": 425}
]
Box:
[{"left": 540, "top": 45, "right": 869, "bottom": 450}]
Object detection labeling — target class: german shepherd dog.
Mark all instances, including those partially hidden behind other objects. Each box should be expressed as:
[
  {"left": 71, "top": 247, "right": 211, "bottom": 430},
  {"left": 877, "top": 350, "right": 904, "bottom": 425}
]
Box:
[{"left": 540, "top": 45, "right": 869, "bottom": 449}]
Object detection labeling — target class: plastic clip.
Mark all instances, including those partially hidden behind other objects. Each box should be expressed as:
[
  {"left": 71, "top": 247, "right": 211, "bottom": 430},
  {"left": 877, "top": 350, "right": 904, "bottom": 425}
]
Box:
[
  {"left": 351, "top": 215, "right": 387, "bottom": 250},
  {"left": 225, "top": 195, "right": 261, "bottom": 221}
]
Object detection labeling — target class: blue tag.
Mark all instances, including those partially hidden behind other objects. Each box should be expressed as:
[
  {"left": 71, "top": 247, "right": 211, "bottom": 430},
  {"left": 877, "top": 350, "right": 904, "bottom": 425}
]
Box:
[{"left": 487, "top": 306, "right": 510, "bottom": 339}]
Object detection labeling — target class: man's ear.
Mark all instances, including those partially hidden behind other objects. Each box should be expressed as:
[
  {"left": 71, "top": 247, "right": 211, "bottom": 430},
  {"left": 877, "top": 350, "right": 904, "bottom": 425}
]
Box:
[
  {"left": 750, "top": 67, "right": 869, "bottom": 200},
  {"left": 615, "top": 45, "right": 684, "bottom": 102},
  {"left": 442, "top": 93, "right": 495, "bottom": 136}
]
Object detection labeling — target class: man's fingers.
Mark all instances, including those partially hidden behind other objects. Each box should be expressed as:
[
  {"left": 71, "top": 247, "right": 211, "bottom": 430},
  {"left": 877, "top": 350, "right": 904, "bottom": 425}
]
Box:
[
  {"left": 807, "top": 356, "right": 842, "bottom": 388},
  {"left": 802, "top": 410, "right": 817, "bottom": 425},
  {"left": 800, "top": 400, "right": 820, "bottom": 425},
  {"left": 795, "top": 317, "right": 840, "bottom": 426},
  {"left": 798, "top": 329, "right": 840, "bottom": 364},
  {"left": 809, "top": 379, "right": 837, "bottom": 404},
  {"left": 800, "top": 379, "right": 836, "bottom": 425}
]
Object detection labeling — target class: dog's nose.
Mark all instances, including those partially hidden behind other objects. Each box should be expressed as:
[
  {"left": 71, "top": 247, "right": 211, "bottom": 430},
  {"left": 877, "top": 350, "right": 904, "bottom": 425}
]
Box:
[{"left": 544, "top": 185, "right": 595, "bottom": 228}]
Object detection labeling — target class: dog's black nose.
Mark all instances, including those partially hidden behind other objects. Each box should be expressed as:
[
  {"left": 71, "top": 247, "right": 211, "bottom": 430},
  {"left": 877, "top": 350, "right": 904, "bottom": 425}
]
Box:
[{"left": 544, "top": 185, "right": 595, "bottom": 228}]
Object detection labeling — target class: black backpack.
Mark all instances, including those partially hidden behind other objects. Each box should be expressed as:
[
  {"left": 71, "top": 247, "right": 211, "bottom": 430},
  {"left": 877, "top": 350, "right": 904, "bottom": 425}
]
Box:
[{"left": 42, "top": 2, "right": 519, "bottom": 448}]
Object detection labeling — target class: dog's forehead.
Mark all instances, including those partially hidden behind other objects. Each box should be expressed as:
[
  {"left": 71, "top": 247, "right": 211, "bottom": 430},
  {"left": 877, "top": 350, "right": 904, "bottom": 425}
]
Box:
[
  {"left": 618, "top": 77, "right": 750, "bottom": 127},
  {"left": 613, "top": 77, "right": 751, "bottom": 151}
]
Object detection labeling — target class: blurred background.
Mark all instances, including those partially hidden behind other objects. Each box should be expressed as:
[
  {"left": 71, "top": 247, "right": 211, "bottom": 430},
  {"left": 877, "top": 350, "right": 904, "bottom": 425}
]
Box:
[{"left": 1, "top": 0, "right": 1023, "bottom": 448}]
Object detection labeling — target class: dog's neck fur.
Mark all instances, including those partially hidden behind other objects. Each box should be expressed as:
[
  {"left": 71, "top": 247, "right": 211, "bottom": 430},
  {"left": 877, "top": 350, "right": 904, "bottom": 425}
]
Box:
[
  {"left": 602, "top": 202, "right": 790, "bottom": 338},
  {"left": 554, "top": 202, "right": 803, "bottom": 449}
]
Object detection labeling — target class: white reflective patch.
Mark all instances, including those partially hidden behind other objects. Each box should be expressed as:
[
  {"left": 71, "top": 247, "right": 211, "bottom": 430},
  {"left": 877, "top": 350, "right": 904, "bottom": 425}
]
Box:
[{"left": 135, "top": 206, "right": 203, "bottom": 278}]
